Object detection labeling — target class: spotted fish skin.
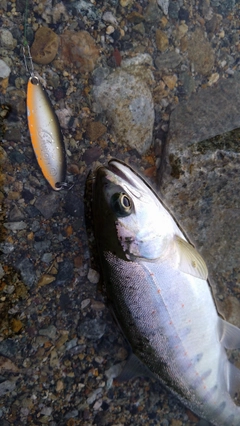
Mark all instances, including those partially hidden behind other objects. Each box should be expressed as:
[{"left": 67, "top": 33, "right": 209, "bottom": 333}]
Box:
[{"left": 92, "top": 159, "right": 240, "bottom": 426}]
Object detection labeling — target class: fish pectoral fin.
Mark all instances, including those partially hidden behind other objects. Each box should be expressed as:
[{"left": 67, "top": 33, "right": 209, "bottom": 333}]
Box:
[
  {"left": 116, "top": 353, "right": 155, "bottom": 383},
  {"left": 218, "top": 317, "right": 240, "bottom": 349},
  {"left": 174, "top": 236, "right": 208, "bottom": 280},
  {"left": 225, "top": 360, "right": 240, "bottom": 398}
]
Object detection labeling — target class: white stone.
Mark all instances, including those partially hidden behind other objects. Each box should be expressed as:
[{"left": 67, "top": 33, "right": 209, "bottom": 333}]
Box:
[
  {"left": 102, "top": 11, "right": 118, "bottom": 26},
  {"left": 0, "top": 29, "right": 17, "bottom": 49},
  {"left": 157, "top": 0, "right": 169, "bottom": 15},
  {"left": 0, "top": 59, "right": 10, "bottom": 79}
]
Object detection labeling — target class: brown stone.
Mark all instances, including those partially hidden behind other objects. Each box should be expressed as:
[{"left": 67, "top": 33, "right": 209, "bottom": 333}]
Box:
[
  {"left": 31, "top": 27, "right": 59, "bottom": 65},
  {"left": 186, "top": 27, "right": 214, "bottom": 76},
  {"left": 155, "top": 29, "right": 169, "bottom": 52},
  {"left": 0, "top": 356, "right": 19, "bottom": 373},
  {"left": 38, "top": 274, "right": 55, "bottom": 287},
  {"left": 10, "top": 318, "right": 23, "bottom": 333},
  {"left": 86, "top": 121, "right": 107, "bottom": 141},
  {"left": 56, "top": 379, "right": 64, "bottom": 392},
  {"left": 162, "top": 74, "right": 178, "bottom": 90},
  {"left": 126, "top": 12, "right": 144, "bottom": 23},
  {"left": 60, "top": 30, "right": 99, "bottom": 73},
  {"left": 0, "top": 77, "right": 9, "bottom": 93}
]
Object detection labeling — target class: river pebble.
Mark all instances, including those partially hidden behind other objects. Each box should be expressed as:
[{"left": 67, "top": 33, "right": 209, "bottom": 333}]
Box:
[
  {"left": 0, "top": 29, "right": 17, "bottom": 49},
  {"left": 31, "top": 27, "right": 59, "bottom": 65},
  {"left": 0, "top": 59, "right": 11, "bottom": 79},
  {"left": 93, "top": 67, "right": 154, "bottom": 154}
]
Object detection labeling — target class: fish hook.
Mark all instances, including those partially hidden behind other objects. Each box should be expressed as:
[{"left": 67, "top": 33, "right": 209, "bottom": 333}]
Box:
[{"left": 55, "top": 181, "right": 75, "bottom": 191}]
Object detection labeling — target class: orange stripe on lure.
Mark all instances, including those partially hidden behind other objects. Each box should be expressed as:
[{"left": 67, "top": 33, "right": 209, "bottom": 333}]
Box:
[{"left": 27, "top": 75, "right": 67, "bottom": 190}]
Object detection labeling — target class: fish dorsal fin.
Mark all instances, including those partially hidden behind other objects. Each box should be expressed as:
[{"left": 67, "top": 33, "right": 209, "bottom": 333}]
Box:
[
  {"left": 116, "top": 353, "right": 155, "bottom": 383},
  {"left": 225, "top": 360, "right": 240, "bottom": 398},
  {"left": 174, "top": 235, "right": 208, "bottom": 280},
  {"left": 218, "top": 317, "right": 240, "bottom": 349}
]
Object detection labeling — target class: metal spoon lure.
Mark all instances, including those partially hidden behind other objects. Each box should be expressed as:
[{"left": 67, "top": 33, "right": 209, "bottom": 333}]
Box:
[{"left": 23, "top": 45, "right": 67, "bottom": 191}]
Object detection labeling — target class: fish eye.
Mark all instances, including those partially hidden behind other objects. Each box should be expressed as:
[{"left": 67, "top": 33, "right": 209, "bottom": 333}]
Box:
[{"left": 110, "top": 192, "right": 133, "bottom": 217}]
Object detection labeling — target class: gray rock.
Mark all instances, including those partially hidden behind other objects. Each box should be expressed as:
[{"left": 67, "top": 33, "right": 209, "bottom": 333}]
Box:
[
  {"left": 178, "top": 71, "right": 195, "bottom": 96},
  {"left": 16, "top": 257, "right": 36, "bottom": 288},
  {"left": 54, "top": 259, "right": 74, "bottom": 286},
  {"left": 160, "top": 420, "right": 169, "bottom": 426},
  {"left": 0, "top": 59, "right": 10, "bottom": 78},
  {"left": 93, "top": 66, "right": 154, "bottom": 154},
  {"left": 40, "top": 406, "right": 53, "bottom": 416},
  {"left": 144, "top": 0, "right": 163, "bottom": 22},
  {"left": 4, "top": 221, "right": 27, "bottom": 231},
  {"left": 31, "top": 220, "right": 40, "bottom": 232},
  {"left": 0, "top": 243, "right": 15, "bottom": 254},
  {"left": 64, "top": 190, "right": 84, "bottom": 218},
  {"left": 87, "top": 268, "right": 100, "bottom": 284},
  {"left": 41, "top": 253, "right": 53, "bottom": 263},
  {"left": 39, "top": 325, "right": 57, "bottom": 340},
  {"left": 64, "top": 409, "right": 79, "bottom": 419},
  {"left": 0, "top": 29, "right": 17, "bottom": 50},
  {"left": 35, "top": 192, "right": 61, "bottom": 219},
  {"left": 168, "top": 73, "right": 240, "bottom": 148},
  {"left": 161, "top": 78, "right": 240, "bottom": 322},
  {"left": 155, "top": 51, "right": 182, "bottom": 70},
  {"left": 197, "top": 420, "right": 211, "bottom": 426},
  {"left": 4, "top": 128, "right": 22, "bottom": 142},
  {"left": 86, "top": 388, "right": 102, "bottom": 404},
  {"left": 78, "top": 318, "right": 106, "bottom": 340},
  {"left": 92, "top": 67, "right": 110, "bottom": 86},
  {"left": 133, "top": 22, "right": 145, "bottom": 35},
  {"left": 9, "top": 205, "right": 25, "bottom": 221},
  {"left": 105, "top": 362, "right": 123, "bottom": 380},
  {"left": 0, "top": 380, "right": 16, "bottom": 396},
  {"left": 0, "top": 264, "right": 4, "bottom": 279},
  {"left": 168, "top": 1, "right": 180, "bottom": 18},
  {"left": 68, "top": 344, "right": 86, "bottom": 356},
  {"left": 34, "top": 240, "right": 51, "bottom": 252},
  {"left": 216, "top": 0, "right": 236, "bottom": 16},
  {"left": 157, "top": 0, "right": 169, "bottom": 15},
  {"left": 121, "top": 53, "right": 153, "bottom": 68},
  {"left": 0, "top": 339, "right": 17, "bottom": 357},
  {"left": 70, "top": 0, "right": 100, "bottom": 20},
  {"left": 65, "top": 338, "right": 78, "bottom": 351},
  {"left": 102, "top": 11, "right": 117, "bottom": 25}
]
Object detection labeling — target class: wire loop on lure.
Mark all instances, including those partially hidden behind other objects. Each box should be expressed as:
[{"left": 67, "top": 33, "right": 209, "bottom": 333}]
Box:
[{"left": 22, "top": 44, "right": 35, "bottom": 77}]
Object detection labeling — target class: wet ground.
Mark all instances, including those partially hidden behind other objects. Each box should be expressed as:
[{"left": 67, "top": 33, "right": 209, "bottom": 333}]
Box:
[{"left": 0, "top": 0, "right": 240, "bottom": 425}]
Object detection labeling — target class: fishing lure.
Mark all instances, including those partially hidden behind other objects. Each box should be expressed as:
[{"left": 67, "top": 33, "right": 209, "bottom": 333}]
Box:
[{"left": 24, "top": 46, "right": 67, "bottom": 190}]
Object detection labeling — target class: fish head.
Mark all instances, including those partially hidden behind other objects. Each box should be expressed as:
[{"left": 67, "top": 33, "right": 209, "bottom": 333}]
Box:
[{"left": 92, "top": 159, "right": 177, "bottom": 261}]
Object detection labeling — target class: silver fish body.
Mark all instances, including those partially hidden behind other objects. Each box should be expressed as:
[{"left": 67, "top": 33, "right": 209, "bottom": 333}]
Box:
[{"left": 92, "top": 159, "right": 240, "bottom": 426}]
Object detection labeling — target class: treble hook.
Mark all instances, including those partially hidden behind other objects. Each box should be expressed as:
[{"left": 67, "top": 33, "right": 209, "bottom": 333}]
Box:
[
  {"left": 55, "top": 181, "right": 75, "bottom": 191},
  {"left": 22, "top": 44, "right": 35, "bottom": 77}
]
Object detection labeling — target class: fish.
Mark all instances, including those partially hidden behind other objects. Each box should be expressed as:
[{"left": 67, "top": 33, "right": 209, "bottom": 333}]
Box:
[
  {"left": 91, "top": 159, "right": 240, "bottom": 426},
  {"left": 27, "top": 75, "right": 67, "bottom": 190}
]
